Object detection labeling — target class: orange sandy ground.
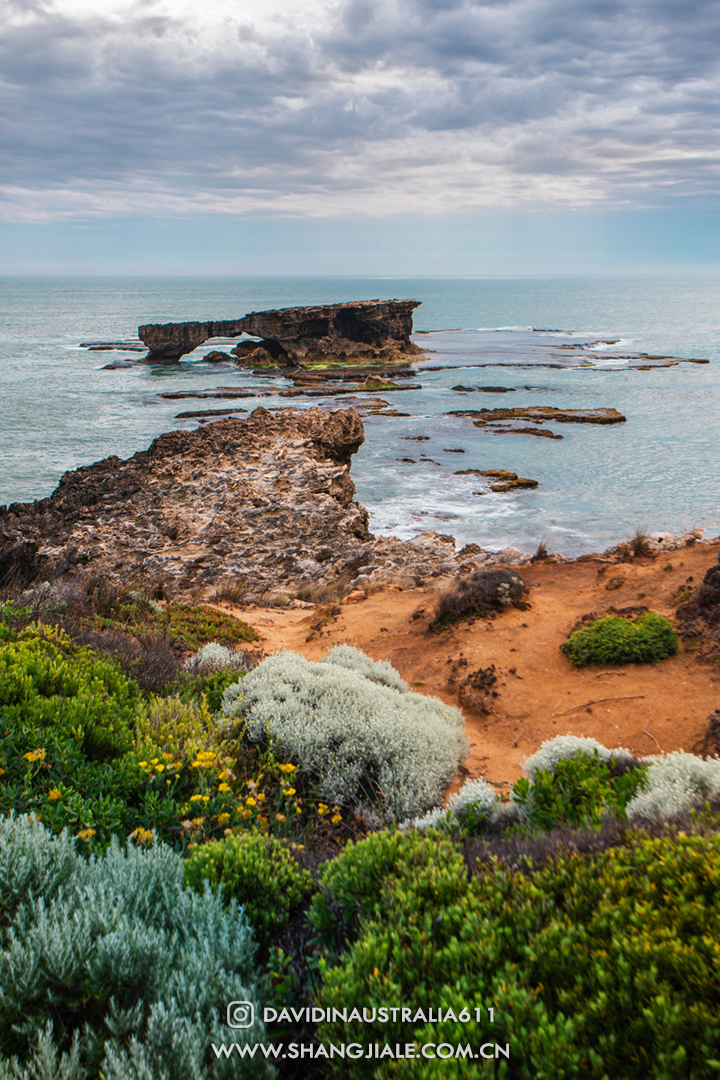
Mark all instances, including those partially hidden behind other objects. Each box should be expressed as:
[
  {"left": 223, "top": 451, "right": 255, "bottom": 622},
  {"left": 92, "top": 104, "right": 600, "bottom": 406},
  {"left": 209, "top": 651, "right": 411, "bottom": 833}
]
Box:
[{"left": 219, "top": 544, "right": 720, "bottom": 796}]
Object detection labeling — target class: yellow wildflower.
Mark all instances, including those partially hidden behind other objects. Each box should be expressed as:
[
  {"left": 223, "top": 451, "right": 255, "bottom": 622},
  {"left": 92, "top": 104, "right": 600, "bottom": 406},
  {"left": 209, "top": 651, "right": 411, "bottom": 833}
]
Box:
[
  {"left": 278, "top": 763, "right": 296, "bottom": 774},
  {"left": 201, "top": 795, "right": 210, "bottom": 803},
  {"left": 317, "top": 804, "right": 329, "bottom": 816},
  {"left": 218, "top": 783, "right": 231, "bottom": 793},
  {"left": 163, "top": 753, "right": 174, "bottom": 761},
  {"left": 217, "top": 812, "right": 231, "bottom": 825},
  {"left": 191, "top": 817, "right": 205, "bottom": 827},
  {"left": 150, "top": 758, "right": 159, "bottom": 765},
  {"left": 130, "top": 827, "right": 154, "bottom": 845},
  {"left": 283, "top": 787, "right": 296, "bottom": 798},
  {"left": 48, "top": 788, "right": 62, "bottom": 801},
  {"left": 155, "top": 764, "right": 165, "bottom": 773},
  {"left": 246, "top": 796, "right": 257, "bottom": 807},
  {"left": 76, "top": 828, "right": 96, "bottom": 842},
  {"left": 189, "top": 794, "right": 204, "bottom": 802},
  {"left": 257, "top": 792, "right": 266, "bottom": 802},
  {"left": 331, "top": 814, "right": 342, "bottom": 825},
  {"left": 138, "top": 761, "right": 148, "bottom": 768},
  {"left": 24, "top": 749, "right": 46, "bottom": 763},
  {"left": 275, "top": 813, "right": 287, "bottom": 823}
]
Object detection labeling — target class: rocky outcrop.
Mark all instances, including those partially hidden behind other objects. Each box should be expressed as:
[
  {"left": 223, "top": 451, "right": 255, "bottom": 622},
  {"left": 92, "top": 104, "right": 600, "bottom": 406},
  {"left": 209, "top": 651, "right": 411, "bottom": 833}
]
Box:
[
  {"left": 454, "top": 469, "right": 538, "bottom": 492},
  {"left": 0, "top": 408, "right": 464, "bottom": 602},
  {"left": 139, "top": 300, "right": 422, "bottom": 364},
  {"left": 449, "top": 405, "right": 626, "bottom": 438},
  {"left": 450, "top": 406, "right": 626, "bottom": 425}
]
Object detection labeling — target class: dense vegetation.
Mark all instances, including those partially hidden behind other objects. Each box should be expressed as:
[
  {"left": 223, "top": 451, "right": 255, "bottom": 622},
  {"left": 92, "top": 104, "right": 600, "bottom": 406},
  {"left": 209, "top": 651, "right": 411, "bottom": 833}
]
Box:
[
  {"left": 562, "top": 611, "right": 679, "bottom": 667},
  {"left": 1, "top": 581, "right": 719, "bottom": 1078}
]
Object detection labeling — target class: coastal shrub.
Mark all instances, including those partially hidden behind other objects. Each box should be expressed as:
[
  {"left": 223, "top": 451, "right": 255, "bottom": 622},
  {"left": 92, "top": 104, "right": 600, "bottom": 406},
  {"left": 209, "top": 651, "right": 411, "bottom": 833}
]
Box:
[
  {"left": 407, "top": 777, "right": 501, "bottom": 832},
  {"left": 178, "top": 666, "right": 246, "bottom": 713},
  {"left": 134, "top": 693, "right": 225, "bottom": 761},
  {"left": 222, "top": 650, "right": 468, "bottom": 821},
  {"left": 92, "top": 598, "right": 258, "bottom": 652},
  {"left": 322, "top": 644, "right": 409, "bottom": 692},
  {"left": 0, "top": 723, "right": 241, "bottom": 851},
  {"left": 0, "top": 625, "right": 137, "bottom": 760},
  {"left": 0, "top": 814, "right": 271, "bottom": 1079},
  {"left": 184, "top": 641, "right": 253, "bottom": 676},
  {"left": 522, "top": 734, "right": 637, "bottom": 779},
  {"left": 512, "top": 749, "right": 647, "bottom": 831},
  {"left": 561, "top": 611, "right": 679, "bottom": 667},
  {"left": 184, "top": 830, "right": 314, "bottom": 946},
  {"left": 162, "top": 604, "right": 258, "bottom": 651},
  {"left": 430, "top": 568, "right": 527, "bottom": 632},
  {"left": 408, "top": 746, "right": 645, "bottom": 836},
  {"left": 626, "top": 750, "right": 720, "bottom": 820},
  {"left": 312, "top": 828, "right": 720, "bottom": 1079}
]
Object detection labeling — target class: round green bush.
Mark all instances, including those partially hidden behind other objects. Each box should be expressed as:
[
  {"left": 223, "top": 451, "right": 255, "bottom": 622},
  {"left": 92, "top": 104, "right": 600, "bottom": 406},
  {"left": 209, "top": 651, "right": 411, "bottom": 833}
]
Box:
[
  {"left": 561, "top": 611, "right": 679, "bottom": 667},
  {"left": 184, "top": 829, "right": 313, "bottom": 945}
]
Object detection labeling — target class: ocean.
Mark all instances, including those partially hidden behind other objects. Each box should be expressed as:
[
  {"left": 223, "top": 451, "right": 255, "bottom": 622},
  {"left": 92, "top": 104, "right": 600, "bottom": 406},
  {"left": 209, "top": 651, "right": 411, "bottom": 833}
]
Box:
[{"left": 1, "top": 275, "right": 718, "bottom": 556}]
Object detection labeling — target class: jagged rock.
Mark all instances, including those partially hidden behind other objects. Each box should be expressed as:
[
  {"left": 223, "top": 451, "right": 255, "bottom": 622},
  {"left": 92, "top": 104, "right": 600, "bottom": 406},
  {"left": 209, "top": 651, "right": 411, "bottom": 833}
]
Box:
[
  {"left": 455, "top": 469, "right": 538, "bottom": 492},
  {"left": 201, "top": 351, "right": 234, "bottom": 363},
  {"left": 0, "top": 408, "right": 466, "bottom": 601},
  {"left": 139, "top": 300, "right": 422, "bottom": 364}
]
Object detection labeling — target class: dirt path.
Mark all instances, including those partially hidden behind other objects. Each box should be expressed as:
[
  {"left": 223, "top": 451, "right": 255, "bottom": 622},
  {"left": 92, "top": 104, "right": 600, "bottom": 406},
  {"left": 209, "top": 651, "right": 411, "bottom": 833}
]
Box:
[{"left": 220, "top": 544, "right": 720, "bottom": 791}]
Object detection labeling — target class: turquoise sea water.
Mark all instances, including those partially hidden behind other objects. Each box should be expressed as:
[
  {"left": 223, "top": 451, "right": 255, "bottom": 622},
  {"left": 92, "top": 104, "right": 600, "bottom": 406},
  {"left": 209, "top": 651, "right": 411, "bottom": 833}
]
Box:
[{"left": 1, "top": 276, "right": 718, "bottom": 555}]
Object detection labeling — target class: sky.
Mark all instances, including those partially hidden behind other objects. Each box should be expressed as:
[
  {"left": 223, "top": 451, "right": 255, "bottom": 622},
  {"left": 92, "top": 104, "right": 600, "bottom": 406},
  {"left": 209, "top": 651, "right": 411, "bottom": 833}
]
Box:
[{"left": 2, "top": 0, "right": 720, "bottom": 274}]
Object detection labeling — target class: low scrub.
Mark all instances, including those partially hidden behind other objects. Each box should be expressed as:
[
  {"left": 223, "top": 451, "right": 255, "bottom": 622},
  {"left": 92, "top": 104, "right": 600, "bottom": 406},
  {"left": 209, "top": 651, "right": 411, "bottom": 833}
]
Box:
[
  {"left": 0, "top": 625, "right": 137, "bottom": 760},
  {"left": 222, "top": 647, "right": 468, "bottom": 821},
  {"left": 184, "top": 830, "right": 314, "bottom": 946},
  {"left": 562, "top": 611, "right": 679, "bottom": 667},
  {"left": 431, "top": 568, "right": 528, "bottom": 632},
  {"left": 409, "top": 736, "right": 720, "bottom": 836},
  {"left": 0, "top": 814, "right": 271, "bottom": 1079},
  {"left": 311, "top": 826, "right": 720, "bottom": 1078}
]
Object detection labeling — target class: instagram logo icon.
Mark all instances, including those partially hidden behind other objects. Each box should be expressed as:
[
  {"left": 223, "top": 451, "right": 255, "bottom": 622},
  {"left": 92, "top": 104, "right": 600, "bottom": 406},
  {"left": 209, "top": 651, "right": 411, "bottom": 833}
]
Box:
[{"left": 226, "top": 1002, "right": 255, "bottom": 1029}]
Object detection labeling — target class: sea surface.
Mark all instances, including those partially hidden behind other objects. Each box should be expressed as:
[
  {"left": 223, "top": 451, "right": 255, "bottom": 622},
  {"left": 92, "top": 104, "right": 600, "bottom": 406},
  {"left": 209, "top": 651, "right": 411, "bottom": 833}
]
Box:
[{"left": 1, "top": 276, "right": 718, "bottom": 556}]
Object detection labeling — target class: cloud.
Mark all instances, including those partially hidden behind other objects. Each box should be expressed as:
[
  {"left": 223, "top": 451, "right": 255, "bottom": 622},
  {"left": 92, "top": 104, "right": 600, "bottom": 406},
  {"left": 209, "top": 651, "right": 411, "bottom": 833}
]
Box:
[{"left": 1, "top": 0, "right": 720, "bottom": 220}]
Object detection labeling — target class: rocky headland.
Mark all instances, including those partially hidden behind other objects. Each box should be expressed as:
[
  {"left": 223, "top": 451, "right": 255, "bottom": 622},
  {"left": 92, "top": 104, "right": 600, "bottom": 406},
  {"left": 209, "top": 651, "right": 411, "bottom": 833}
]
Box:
[
  {"left": 0, "top": 408, "right": 473, "bottom": 603},
  {"left": 0, "top": 408, "right": 711, "bottom": 606},
  {"left": 138, "top": 299, "right": 423, "bottom": 366}
]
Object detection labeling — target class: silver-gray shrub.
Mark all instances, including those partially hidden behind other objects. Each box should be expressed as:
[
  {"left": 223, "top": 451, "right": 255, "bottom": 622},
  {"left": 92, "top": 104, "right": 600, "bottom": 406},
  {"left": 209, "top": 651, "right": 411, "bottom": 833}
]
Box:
[
  {"left": 184, "top": 642, "right": 250, "bottom": 676},
  {"left": 522, "top": 735, "right": 636, "bottom": 780},
  {"left": 406, "top": 778, "right": 521, "bottom": 831},
  {"left": 0, "top": 815, "right": 273, "bottom": 1080},
  {"left": 626, "top": 750, "right": 720, "bottom": 821},
  {"left": 222, "top": 649, "right": 467, "bottom": 821},
  {"left": 322, "top": 645, "right": 409, "bottom": 692}
]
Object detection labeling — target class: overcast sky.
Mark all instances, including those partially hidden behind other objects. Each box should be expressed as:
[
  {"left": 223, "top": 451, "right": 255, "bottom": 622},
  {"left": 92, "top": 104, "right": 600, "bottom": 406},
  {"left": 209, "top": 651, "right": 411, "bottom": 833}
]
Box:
[{"left": 2, "top": 0, "right": 720, "bottom": 272}]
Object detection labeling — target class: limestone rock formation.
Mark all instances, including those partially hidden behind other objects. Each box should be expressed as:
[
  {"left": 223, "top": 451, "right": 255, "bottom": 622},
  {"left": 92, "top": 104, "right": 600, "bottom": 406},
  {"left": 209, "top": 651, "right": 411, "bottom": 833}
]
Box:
[
  {"left": 0, "top": 408, "right": 463, "bottom": 602},
  {"left": 139, "top": 300, "right": 422, "bottom": 365}
]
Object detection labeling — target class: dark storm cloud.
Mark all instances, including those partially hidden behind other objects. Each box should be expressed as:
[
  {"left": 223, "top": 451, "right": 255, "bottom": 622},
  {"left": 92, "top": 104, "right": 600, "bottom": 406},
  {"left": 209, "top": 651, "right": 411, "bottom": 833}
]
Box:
[{"left": 1, "top": 0, "right": 720, "bottom": 218}]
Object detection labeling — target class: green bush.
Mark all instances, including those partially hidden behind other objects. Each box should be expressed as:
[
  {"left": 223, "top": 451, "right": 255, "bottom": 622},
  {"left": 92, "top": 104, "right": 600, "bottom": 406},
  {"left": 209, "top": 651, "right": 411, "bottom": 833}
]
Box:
[
  {"left": 311, "top": 828, "right": 720, "bottom": 1079},
  {"left": 0, "top": 814, "right": 272, "bottom": 1079},
  {"left": 134, "top": 692, "right": 225, "bottom": 761},
  {"left": 562, "top": 611, "right": 679, "bottom": 667},
  {"left": 0, "top": 626, "right": 137, "bottom": 759},
  {"left": 184, "top": 830, "right": 314, "bottom": 946},
  {"left": 512, "top": 750, "right": 648, "bottom": 831}
]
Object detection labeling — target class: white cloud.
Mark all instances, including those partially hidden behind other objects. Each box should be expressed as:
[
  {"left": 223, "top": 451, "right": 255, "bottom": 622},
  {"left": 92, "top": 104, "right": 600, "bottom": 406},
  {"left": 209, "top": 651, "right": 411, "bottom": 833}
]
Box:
[{"left": 1, "top": 0, "right": 720, "bottom": 220}]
